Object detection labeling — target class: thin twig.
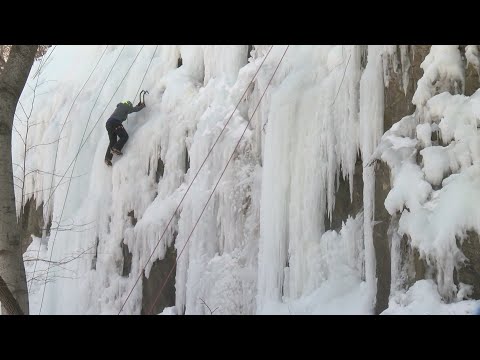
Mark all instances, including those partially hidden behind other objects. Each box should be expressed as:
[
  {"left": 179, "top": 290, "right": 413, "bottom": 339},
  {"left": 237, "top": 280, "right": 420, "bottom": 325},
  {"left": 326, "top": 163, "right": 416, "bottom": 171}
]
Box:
[
  {"left": 26, "top": 137, "right": 64, "bottom": 152},
  {"left": 13, "top": 124, "right": 26, "bottom": 144},
  {"left": 199, "top": 298, "right": 218, "bottom": 315}
]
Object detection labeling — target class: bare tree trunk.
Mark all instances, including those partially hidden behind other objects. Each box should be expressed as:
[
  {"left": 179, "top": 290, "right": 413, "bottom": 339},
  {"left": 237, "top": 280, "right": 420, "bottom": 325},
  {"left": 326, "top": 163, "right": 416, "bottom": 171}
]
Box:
[
  {"left": 0, "top": 45, "right": 37, "bottom": 315},
  {"left": 0, "top": 275, "right": 23, "bottom": 315}
]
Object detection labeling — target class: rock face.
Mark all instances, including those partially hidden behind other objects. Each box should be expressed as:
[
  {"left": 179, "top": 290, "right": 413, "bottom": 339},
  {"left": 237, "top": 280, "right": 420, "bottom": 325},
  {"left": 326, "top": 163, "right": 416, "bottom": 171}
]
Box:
[
  {"left": 373, "top": 160, "right": 392, "bottom": 314},
  {"left": 373, "top": 45, "right": 480, "bottom": 312},
  {"left": 20, "top": 197, "right": 45, "bottom": 253},
  {"left": 323, "top": 46, "right": 441, "bottom": 314},
  {"left": 460, "top": 45, "right": 480, "bottom": 97},
  {"left": 328, "top": 45, "right": 480, "bottom": 310},
  {"left": 372, "top": 46, "right": 431, "bottom": 314},
  {"left": 325, "top": 156, "right": 363, "bottom": 233},
  {"left": 456, "top": 232, "right": 480, "bottom": 300},
  {"left": 141, "top": 244, "right": 177, "bottom": 315}
]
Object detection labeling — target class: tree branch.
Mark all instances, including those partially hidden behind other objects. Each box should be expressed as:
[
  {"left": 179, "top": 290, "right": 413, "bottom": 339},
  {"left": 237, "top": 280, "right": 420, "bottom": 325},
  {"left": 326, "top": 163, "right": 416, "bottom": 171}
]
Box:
[
  {"left": 13, "top": 175, "right": 24, "bottom": 183},
  {"left": 24, "top": 168, "right": 86, "bottom": 179},
  {"left": 18, "top": 100, "right": 29, "bottom": 120},
  {"left": 26, "top": 137, "right": 63, "bottom": 152},
  {"left": 12, "top": 124, "right": 25, "bottom": 145},
  {"left": 199, "top": 298, "right": 218, "bottom": 315}
]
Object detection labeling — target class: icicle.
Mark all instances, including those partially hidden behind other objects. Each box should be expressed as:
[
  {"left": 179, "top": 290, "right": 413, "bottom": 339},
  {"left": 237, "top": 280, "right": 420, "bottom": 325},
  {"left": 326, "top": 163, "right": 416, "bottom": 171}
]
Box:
[{"left": 359, "top": 45, "right": 386, "bottom": 312}]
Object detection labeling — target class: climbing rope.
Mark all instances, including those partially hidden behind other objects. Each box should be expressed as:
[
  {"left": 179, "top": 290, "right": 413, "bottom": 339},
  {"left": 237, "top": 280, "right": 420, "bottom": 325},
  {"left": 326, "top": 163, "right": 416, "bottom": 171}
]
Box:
[{"left": 133, "top": 45, "right": 158, "bottom": 104}]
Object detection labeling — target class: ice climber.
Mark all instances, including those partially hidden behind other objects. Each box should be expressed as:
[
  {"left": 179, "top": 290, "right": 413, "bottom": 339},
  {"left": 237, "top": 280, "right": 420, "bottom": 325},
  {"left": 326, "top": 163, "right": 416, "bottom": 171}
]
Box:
[{"left": 104, "top": 100, "right": 146, "bottom": 166}]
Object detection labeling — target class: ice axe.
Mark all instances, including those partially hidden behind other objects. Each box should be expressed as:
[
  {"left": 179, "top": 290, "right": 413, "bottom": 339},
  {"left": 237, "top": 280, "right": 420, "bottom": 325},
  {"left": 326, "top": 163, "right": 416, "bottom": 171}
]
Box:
[{"left": 139, "top": 90, "right": 149, "bottom": 106}]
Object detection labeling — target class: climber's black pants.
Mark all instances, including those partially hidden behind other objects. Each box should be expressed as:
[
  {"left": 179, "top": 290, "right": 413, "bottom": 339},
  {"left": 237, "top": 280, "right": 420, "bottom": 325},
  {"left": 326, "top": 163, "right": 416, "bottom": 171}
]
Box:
[{"left": 105, "top": 119, "right": 129, "bottom": 161}]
